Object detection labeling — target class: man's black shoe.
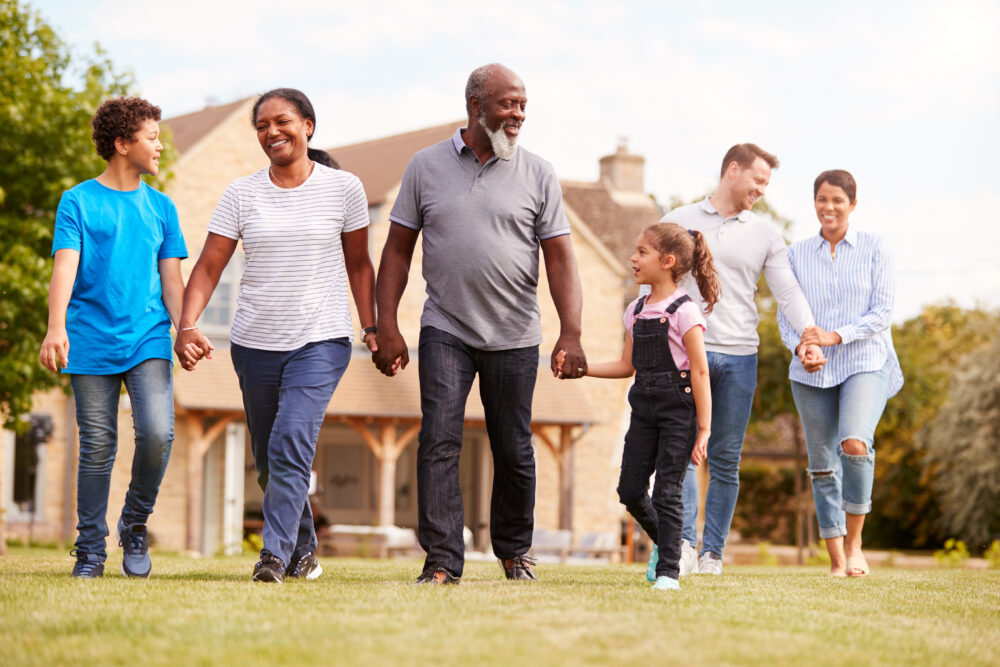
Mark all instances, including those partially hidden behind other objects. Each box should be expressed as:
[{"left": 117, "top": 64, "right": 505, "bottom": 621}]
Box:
[
  {"left": 252, "top": 551, "right": 286, "bottom": 583},
  {"left": 415, "top": 568, "right": 460, "bottom": 585},
  {"left": 500, "top": 554, "right": 538, "bottom": 581},
  {"left": 286, "top": 551, "right": 323, "bottom": 580}
]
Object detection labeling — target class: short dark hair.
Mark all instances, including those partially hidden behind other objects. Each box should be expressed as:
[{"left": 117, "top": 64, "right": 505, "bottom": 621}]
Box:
[
  {"left": 91, "top": 97, "right": 161, "bottom": 161},
  {"left": 814, "top": 169, "right": 857, "bottom": 203},
  {"left": 720, "top": 143, "right": 779, "bottom": 178}
]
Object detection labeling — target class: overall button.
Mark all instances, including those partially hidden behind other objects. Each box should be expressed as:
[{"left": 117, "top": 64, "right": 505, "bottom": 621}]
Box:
[
  {"left": 684, "top": 386, "right": 691, "bottom": 393},
  {"left": 680, "top": 371, "right": 687, "bottom": 378},
  {"left": 659, "top": 317, "right": 666, "bottom": 323}
]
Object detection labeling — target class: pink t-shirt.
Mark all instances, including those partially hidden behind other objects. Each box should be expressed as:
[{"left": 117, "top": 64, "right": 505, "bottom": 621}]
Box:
[{"left": 623, "top": 287, "right": 707, "bottom": 371}]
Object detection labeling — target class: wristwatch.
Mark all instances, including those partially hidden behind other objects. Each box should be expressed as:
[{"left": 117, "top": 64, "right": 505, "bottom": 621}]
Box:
[{"left": 361, "top": 326, "right": 377, "bottom": 337}]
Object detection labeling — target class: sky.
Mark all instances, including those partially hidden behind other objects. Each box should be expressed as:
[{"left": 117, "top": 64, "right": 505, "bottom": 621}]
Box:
[{"left": 34, "top": 0, "right": 1000, "bottom": 321}]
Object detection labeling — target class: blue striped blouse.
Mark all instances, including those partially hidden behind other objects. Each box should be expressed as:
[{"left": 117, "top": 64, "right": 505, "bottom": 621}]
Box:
[{"left": 777, "top": 226, "right": 904, "bottom": 397}]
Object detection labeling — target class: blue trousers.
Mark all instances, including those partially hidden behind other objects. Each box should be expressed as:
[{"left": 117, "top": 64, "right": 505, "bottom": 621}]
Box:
[
  {"left": 71, "top": 358, "right": 174, "bottom": 560},
  {"left": 231, "top": 339, "right": 350, "bottom": 565}
]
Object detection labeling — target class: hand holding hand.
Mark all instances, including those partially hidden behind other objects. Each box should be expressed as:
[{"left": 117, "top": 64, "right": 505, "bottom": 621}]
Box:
[
  {"left": 797, "top": 342, "right": 827, "bottom": 373},
  {"left": 175, "top": 328, "right": 214, "bottom": 371},
  {"left": 39, "top": 328, "right": 70, "bottom": 372},
  {"left": 372, "top": 327, "right": 408, "bottom": 377},
  {"left": 801, "top": 325, "right": 841, "bottom": 348},
  {"left": 553, "top": 335, "right": 586, "bottom": 379}
]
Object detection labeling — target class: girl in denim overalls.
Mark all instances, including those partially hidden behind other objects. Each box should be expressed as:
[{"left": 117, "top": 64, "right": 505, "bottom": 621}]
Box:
[{"left": 580, "top": 222, "right": 719, "bottom": 590}]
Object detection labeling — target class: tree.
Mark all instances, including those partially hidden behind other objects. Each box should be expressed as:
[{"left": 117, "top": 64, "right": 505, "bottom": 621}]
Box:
[
  {"left": 0, "top": 0, "right": 135, "bottom": 427},
  {"left": 865, "top": 304, "right": 996, "bottom": 548},
  {"left": 921, "top": 335, "right": 1000, "bottom": 550}
]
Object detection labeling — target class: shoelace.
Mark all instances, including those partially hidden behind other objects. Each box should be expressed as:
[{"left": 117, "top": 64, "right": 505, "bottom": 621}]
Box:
[
  {"left": 120, "top": 528, "right": 147, "bottom": 554},
  {"left": 70, "top": 549, "right": 100, "bottom": 575},
  {"left": 506, "top": 555, "right": 537, "bottom": 570}
]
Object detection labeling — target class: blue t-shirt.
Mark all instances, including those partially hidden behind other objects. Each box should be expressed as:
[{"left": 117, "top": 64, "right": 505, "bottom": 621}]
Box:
[{"left": 52, "top": 179, "right": 188, "bottom": 374}]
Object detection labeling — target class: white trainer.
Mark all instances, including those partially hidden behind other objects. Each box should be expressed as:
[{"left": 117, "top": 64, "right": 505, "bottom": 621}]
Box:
[
  {"left": 698, "top": 551, "right": 723, "bottom": 575},
  {"left": 679, "top": 541, "right": 699, "bottom": 576}
]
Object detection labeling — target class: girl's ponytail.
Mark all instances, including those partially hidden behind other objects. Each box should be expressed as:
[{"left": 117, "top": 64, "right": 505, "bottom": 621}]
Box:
[{"left": 690, "top": 230, "right": 720, "bottom": 314}]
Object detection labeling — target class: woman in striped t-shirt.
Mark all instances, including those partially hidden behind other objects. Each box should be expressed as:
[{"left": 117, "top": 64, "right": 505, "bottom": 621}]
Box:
[
  {"left": 175, "top": 88, "right": 377, "bottom": 583},
  {"left": 778, "top": 169, "right": 903, "bottom": 578}
]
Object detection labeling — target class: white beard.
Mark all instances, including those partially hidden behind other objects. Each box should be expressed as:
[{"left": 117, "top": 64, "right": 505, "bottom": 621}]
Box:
[{"left": 479, "top": 115, "right": 519, "bottom": 159}]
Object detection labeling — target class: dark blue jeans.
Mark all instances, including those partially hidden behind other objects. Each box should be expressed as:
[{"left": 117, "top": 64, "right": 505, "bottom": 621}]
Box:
[
  {"left": 232, "top": 339, "right": 350, "bottom": 565},
  {"left": 681, "top": 351, "right": 757, "bottom": 556},
  {"left": 71, "top": 358, "right": 174, "bottom": 560},
  {"left": 417, "top": 327, "right": 538, "bottom": 577}
]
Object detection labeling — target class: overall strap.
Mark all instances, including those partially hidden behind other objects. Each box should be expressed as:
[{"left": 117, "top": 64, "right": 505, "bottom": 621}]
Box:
[
  {"left": 632, "top": 295, "right": 648, "bottom": 318},
  {"left": 665, "top": 294, "right": 693, "bottom": 315}
]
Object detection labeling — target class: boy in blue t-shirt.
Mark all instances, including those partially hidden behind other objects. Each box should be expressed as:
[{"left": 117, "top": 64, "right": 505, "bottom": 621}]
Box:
[{"left": 39, "top": 97, "right": 187, "bottom": 578}]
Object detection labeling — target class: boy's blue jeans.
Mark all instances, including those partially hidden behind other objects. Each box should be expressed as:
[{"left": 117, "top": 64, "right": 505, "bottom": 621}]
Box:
[{"left": 71, "top": 358, "right": 174, "bottom": 560}]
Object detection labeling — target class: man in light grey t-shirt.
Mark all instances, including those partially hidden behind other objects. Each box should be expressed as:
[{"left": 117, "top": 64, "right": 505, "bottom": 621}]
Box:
[
  {"left": 661, "top": 143, "right": 825, "bottom": 575},
  {"left": 372, "top": 63, "right": 587, "bottom": 585}
]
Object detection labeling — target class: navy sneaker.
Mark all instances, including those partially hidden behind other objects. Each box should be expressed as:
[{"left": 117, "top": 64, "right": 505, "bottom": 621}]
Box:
[
  {"left": 70, "top": 549, "right": 104, "bottom": 578},
  {"left": 286, "top": 551, "right": 323, "bottom": 580},
  {"left": 253, "top": 551, "right": 286, "bottom": 583},
  {"left": 415, "top": 568, "right": 460, "bottom": 585},
  {"left": 117, "top": 518, "right": 152, "bottom": 578}
]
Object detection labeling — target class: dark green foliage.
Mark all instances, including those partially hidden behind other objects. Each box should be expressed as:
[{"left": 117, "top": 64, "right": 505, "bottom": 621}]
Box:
[
  {"left": 0, "top": 0, "right": 137, "bottom": 426},
  {"left": 732, "top": 464, "right": 797, "bottom": 544}
]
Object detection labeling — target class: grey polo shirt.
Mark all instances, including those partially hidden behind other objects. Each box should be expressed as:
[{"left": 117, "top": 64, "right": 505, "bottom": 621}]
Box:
[
  {"left": 389, "top": 129, "right": 570, "bottom": 350},
  {"left": 661, "top": 198, "right": 814, "bottom": 355}
]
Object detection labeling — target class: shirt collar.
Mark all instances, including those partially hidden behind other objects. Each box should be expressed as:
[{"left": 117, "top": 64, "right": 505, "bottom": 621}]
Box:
[
  {"left": 699, "top": 197, "right": 752, "bottom": 223},
  {"left": 451, "top": 128, "right": 468, "bottom": 154},
  {"left": 814, "top": 224, "right": 858, "bottom": 251}
]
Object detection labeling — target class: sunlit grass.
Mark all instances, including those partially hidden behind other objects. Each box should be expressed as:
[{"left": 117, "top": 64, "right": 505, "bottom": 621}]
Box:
[{"left": 2, "top": 548, "right": 997, "bottom": 666}]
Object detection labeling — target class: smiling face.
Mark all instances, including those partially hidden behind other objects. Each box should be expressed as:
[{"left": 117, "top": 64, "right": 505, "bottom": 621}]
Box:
[
  {"left": 630, "top": 234, "right": 674, "bottom": 285},
  {"left": 814, "top": 181, "right": 856, "bottom": 240},
  {"left": 254, "top": 97, "right": 314, "bottom": 166},
  {"left": 473, "top": 67, "right": 526, "bottom": 158},
  {"left": 728, "top": 157, "right": 772, "bottom": 212},
  {"left": 118, "top": 119, "right": 163, "bottom": 176}
]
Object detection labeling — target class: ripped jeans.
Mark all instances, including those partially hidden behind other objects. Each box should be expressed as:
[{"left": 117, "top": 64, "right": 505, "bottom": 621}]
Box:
[{"left": 790, "top": 366, "right": 890, "bottom": 539}]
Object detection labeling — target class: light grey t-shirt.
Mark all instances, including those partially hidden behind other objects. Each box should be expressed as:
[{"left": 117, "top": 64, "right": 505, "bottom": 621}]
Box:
[
  {"left": 389, "top": 129, "right": 570, "bottom": 350},
  {"left": 660, "top": 198, "right": 814, "bottom": 355}
]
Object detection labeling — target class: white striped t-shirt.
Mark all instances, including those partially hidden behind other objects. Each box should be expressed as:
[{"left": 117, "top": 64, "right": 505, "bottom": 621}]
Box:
[{"left": 207, "top": 164, "right": 369, "bottom": 351}]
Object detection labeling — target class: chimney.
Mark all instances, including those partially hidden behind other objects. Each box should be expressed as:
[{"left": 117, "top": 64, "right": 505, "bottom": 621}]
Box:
[{"left": 599, "top": 138, "right": 645, "bottom": 193}]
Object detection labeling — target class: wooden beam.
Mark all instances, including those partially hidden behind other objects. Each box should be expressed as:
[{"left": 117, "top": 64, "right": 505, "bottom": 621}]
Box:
[
  {"left": 558, "top": 425, "right": 574, "bottom": 531},
  {"left": 185, "top": 413, "right": 238, "bottom": 553}
]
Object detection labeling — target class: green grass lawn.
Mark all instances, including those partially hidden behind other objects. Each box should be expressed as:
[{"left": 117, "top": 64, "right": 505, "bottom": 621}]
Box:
[{"left": 2, "top": 548, "right": 998, "bottom": 666}]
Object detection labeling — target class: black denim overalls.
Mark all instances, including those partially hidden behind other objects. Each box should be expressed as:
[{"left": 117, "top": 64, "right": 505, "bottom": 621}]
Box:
[{"left": 617, "top": 294, "right": 699, "bottom": 579}]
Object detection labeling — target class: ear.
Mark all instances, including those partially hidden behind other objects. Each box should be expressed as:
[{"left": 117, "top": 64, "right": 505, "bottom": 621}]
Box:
[
  {"left": 304, "top": 118, "right": 315, "bottom": 139},
  {"left": 114, "top": 135, "right": 130, "bottom": 156},
  {"left": 469, "top": 95, "right": 483, "bottom": 118},
  {"left": 661, "top": 253, "right": 678, "bottom": 270},
  {"left": 848, "top": 198, "right": 858, "bottom": 213}
]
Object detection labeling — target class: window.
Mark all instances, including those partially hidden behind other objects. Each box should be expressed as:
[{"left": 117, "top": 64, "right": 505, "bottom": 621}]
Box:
[{"left": 198, "top": 252, "right": 245, "bottom": 342}]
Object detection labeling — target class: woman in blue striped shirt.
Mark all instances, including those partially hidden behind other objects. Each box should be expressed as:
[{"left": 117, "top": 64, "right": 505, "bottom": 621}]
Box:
[{"left": 778, "top": 169, "right": 903, "bottom": 578}]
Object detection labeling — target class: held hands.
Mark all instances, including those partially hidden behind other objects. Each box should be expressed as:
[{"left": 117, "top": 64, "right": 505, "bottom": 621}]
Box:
[
  {"left": 174, "top": 328, "right": 214, "bottom": 371},
  {"left": 39, "top": 328, "right": 70, "bottom": 372},
  {"left": 797, "top": 342, "right": 827, "bottom": 373},
  {"left": 553, "top": 337, "right": 587, "bottom": 379},
  {"left": 371, "top": 327, "right": 408, "bottom": 377},
  {"left": 800, "top": 325, "right": 841, "bottom": 348}
]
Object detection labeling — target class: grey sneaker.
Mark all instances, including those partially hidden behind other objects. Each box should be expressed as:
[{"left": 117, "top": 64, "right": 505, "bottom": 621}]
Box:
[
  {"left": 117, "top": 518, "right": 151, "bottom": 578},
  {"left": 70, "top": 549, "right": 104, "bottom": 578},
  {"left": 698, "top": 551, "right": 723, "bottom": 575},
  {"left": 286, "top": 551, "right": 323, "bottom": 580},
  {"left": 679, "top": 541, "right": 699, "bottom": 576}
]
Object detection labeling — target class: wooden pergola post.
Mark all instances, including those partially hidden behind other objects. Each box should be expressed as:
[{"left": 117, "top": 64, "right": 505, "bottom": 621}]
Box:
[
  {"left": 532, "top": 424, "right": 577, "bottom": 532},
  {"left": 345, "top": 418, "right": 419, "bottom": 527},
  {"left": 184, "top": 412, "right": 238, "bottom": 553}
]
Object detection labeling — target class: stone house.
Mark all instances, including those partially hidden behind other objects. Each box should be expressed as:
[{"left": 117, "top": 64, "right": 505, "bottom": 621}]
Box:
[{"left": 2, "top": 98, "right": 664, "bottom": 558}]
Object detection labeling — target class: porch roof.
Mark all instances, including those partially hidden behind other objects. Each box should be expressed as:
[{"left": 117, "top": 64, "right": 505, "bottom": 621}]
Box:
[{"left": 174, "top": 348, "right": 596, "bottom": 426}]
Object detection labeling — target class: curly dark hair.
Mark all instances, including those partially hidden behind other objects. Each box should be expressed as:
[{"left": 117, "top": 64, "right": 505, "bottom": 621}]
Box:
[{"left": 91, "top": 97, "right": 162, "bottom": 160}]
